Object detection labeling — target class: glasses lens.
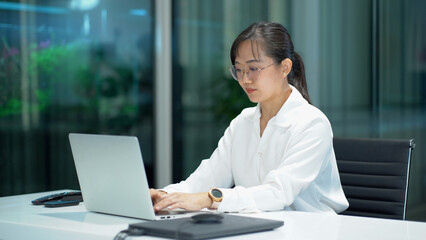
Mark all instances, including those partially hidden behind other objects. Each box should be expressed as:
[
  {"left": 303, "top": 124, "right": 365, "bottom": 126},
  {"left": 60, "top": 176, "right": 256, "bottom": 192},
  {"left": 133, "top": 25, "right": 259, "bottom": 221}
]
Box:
[
  {"left": 230, "top": 66, "right": 239, "bottom": 80},
  {"left": 248, "top": 66, "right": 259, "bottom": 79},
  {"left": 230, "top": 65, "right": 261, "bottom": 80}
]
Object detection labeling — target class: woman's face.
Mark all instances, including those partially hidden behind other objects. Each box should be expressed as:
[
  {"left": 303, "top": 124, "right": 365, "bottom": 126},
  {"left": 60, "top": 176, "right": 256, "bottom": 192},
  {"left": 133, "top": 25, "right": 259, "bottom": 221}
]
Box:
[{"left": 234, "top": 40, "right": 289, "bottom": 105}]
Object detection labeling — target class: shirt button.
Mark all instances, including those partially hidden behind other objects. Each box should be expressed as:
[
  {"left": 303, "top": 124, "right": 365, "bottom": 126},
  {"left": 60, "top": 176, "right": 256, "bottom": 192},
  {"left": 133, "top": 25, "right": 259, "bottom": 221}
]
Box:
[{"left": 258, "top": 152, "right": 263, "bottom": 157}]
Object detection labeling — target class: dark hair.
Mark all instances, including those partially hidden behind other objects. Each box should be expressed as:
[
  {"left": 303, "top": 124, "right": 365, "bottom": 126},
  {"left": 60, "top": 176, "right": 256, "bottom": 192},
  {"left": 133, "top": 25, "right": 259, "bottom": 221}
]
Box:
[{"left": 230, "top": 22, "right": 312, "bottom": 104}]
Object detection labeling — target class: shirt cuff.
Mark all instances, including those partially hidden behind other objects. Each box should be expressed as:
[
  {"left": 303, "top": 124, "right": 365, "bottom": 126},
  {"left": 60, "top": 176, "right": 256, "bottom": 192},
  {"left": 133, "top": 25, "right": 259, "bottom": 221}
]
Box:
[{"left": 217, "top": 187, "right": 260, "bottom": 213}]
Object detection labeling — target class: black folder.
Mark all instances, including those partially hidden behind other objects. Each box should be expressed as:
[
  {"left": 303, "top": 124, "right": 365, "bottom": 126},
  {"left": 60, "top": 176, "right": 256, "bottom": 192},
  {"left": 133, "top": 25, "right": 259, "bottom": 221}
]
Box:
[{"left": 128, "top": 214, "right": 284, "bottom": 240}]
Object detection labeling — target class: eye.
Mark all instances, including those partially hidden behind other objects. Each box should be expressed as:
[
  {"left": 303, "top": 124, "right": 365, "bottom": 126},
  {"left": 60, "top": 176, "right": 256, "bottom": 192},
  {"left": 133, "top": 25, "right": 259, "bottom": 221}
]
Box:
[
  {"left": 234, "top": 66, "right": 243, "bottom": 72},
  {"left": 248, "top": 66, "right": 258, "bottom": 72}
]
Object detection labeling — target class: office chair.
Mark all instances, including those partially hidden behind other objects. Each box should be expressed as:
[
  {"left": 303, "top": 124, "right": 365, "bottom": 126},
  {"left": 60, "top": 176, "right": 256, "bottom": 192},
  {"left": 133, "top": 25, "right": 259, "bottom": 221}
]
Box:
[{"left": 333, "top": 137, "right": 415, "bottom": 220}]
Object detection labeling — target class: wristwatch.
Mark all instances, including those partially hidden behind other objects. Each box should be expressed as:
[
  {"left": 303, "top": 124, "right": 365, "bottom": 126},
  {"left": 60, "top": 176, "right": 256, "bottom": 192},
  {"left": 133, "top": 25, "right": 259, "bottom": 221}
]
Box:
[{"left": 208, "top": 188, "right": 223, "bottom": 209}]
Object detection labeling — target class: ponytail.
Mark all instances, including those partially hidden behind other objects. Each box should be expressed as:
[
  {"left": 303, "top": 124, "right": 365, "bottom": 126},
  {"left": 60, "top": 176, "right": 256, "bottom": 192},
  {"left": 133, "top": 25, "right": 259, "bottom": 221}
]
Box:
[{"left": 289, "top": 52, "right": 312, "bottom": 104}]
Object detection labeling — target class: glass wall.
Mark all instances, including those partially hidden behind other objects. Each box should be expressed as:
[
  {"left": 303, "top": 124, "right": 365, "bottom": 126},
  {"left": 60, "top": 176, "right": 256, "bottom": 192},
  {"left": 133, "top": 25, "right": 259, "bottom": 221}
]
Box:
[
  {"left": 0, "top": 0, "right": 154, "bottom": 196},
  {"left": 1, "top": 0, "right": 425, "bottom": 222},
  {"left": 318, "top": 0, "right": 426, "bottom": 221},
  {"left": 172, "top": 0, "right": 426, "bottom": 221}
]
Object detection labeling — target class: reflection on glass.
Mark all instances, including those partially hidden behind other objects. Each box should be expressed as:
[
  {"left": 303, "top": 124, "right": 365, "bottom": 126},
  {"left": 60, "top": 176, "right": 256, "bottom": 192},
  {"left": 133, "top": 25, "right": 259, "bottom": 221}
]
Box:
[{"left": 0, "top": 0, "right": 154, "bottom": 196}]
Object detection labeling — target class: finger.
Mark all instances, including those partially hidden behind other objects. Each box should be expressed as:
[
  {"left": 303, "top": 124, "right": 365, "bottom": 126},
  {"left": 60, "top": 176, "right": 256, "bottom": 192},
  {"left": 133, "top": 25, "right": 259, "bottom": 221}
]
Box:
[
  {"left": 160, "top": 192, "right": 177, "bottom": 199},
  {"left": 150, "top": 190, "right": 161, "bottom": 204},
  {"left": 150, "top": 189, "right": 169, "bottom": 205},
  {"left": 165, "top": 196, "right": 201, "bottom": 211},
  {"left": 150, "top": 189, "right": 159, "bottom": 199},
  {"left": 154, "top": 195, "right": 180, "bottom": 211},
  {"left": 166, "top": 202, "right": 183, "bottom": 210},
  {"left": 149, "top": 188, "right": 158, "bottom": 196}
]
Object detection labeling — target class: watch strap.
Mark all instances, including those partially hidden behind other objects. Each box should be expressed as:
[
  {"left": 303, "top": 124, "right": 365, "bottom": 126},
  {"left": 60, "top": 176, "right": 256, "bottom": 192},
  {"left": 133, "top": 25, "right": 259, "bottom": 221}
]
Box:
[{"left": 210, "top": 200, "right": 221, "bottom": 209}]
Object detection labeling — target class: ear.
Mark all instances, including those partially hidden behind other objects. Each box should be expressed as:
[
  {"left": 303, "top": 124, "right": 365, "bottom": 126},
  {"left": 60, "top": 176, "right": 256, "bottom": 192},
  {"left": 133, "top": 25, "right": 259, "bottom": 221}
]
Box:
[{"left": 281, "top": 58, "right": 293, "bottom": 77}]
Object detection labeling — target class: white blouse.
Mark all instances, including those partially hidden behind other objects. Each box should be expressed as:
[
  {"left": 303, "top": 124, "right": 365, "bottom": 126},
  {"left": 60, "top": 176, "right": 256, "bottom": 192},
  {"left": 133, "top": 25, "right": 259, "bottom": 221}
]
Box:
[{"left": 163, "top": 85, "right": 349, "bottom": 213}]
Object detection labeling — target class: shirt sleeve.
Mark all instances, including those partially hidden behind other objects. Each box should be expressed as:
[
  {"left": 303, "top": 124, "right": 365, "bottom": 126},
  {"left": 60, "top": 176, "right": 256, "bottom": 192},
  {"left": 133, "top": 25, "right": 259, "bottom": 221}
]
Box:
[
  {"left": 217, "top": 117, "right": 333, "bottom": 213},
  {"left": 162, "top": 118, "right": 237, "bottom": 194}
]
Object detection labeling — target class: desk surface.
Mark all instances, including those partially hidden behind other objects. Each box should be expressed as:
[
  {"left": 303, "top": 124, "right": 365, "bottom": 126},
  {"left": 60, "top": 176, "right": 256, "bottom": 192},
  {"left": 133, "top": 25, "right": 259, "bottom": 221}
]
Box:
[{"left": 1, "top": 190, "right": 426, "bottom": 240}]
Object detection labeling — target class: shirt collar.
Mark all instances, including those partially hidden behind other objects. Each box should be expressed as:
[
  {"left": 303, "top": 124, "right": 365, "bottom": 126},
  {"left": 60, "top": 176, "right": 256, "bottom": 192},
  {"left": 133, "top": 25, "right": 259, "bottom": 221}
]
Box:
[{"left": 243, "top": 85, "right": 307, "bottom": 126}]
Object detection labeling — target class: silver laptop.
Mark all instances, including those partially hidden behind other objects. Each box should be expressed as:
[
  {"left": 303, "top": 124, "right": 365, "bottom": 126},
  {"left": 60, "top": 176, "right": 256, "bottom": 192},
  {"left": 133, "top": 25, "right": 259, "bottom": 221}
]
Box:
[{"left": 69, "top": 133, "right": 199, "bottom": 220}]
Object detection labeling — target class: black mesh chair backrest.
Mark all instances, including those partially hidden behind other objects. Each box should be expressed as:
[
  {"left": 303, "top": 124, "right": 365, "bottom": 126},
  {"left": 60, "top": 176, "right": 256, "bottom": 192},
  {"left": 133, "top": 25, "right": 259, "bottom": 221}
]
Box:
[{"left": 333, "top": 138, "right": 415, "bottom": 220}]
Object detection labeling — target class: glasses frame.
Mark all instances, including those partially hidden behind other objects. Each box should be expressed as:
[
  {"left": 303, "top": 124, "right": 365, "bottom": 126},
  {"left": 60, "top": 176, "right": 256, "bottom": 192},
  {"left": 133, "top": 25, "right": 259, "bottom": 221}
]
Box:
[{"left": 229, "top": 63, "right": 274, "bottom": 81}]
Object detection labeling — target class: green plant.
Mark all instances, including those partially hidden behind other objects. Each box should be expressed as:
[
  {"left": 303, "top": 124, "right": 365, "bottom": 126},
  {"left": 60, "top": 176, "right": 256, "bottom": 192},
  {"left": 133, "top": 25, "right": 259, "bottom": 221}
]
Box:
[{"left": 1, "top": 39, "right": 87, "bottom": 116}]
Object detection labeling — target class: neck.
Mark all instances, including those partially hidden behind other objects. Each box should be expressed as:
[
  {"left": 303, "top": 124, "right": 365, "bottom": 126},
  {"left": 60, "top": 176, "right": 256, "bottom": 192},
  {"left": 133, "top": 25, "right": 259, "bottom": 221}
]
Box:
[{"left": 260, "top": 87, "right": 292, "bottom": 120}]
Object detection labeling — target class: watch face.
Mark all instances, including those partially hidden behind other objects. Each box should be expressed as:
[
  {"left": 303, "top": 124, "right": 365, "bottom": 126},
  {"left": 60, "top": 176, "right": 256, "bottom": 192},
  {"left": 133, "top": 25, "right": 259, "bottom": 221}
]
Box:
[{"left": 211, "top": 189, "right": 222, "bottom": 198}]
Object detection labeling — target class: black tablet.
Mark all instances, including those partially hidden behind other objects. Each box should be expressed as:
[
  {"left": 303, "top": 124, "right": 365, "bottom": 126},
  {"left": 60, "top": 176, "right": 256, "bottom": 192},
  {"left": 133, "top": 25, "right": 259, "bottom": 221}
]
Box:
[{"left": 128, "top": 214, "right": 284, "bottom": 240}]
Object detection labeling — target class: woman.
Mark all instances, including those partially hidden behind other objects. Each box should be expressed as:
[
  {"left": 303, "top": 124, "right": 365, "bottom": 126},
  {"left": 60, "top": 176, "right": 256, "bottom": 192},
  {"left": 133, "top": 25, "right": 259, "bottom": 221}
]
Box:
[{"left": 150, "top": 22, "right": 348, "bottom": 213}]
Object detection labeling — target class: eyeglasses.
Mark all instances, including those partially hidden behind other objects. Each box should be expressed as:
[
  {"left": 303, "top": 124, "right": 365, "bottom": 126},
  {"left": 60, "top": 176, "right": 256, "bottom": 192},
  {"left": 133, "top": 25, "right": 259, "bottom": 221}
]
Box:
[{"left": 229, "top": 63, "right": 274, "bottom": 81}]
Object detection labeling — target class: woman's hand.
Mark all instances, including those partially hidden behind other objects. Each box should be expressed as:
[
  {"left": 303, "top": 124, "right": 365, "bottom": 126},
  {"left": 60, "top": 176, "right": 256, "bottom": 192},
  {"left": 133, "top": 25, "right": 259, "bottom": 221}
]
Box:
[
  {"left": 149, "top": 188, "right": 168, "bottom": 205},
  {"left": 153, "top": 192, "right": 213, "bottom": 212}
]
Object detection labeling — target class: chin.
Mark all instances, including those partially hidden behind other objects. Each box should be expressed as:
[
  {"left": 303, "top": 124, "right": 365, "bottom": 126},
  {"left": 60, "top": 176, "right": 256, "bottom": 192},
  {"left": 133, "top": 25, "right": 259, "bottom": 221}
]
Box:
[{"left": 247, "top": 96, "right": 260, "bottom": 103}]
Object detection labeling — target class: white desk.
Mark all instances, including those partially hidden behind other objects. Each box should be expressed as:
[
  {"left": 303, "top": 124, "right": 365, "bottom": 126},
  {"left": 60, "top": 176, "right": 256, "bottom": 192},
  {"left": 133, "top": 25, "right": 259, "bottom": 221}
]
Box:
[{"left": 1, "top": 190, "right": 426, "bottom": 240}]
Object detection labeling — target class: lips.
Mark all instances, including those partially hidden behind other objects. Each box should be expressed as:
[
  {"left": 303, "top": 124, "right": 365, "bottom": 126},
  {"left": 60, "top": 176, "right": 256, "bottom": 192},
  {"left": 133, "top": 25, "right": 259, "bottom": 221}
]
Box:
[{"left": 246, "top": 88, "right": 256, "bottom": 93}]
